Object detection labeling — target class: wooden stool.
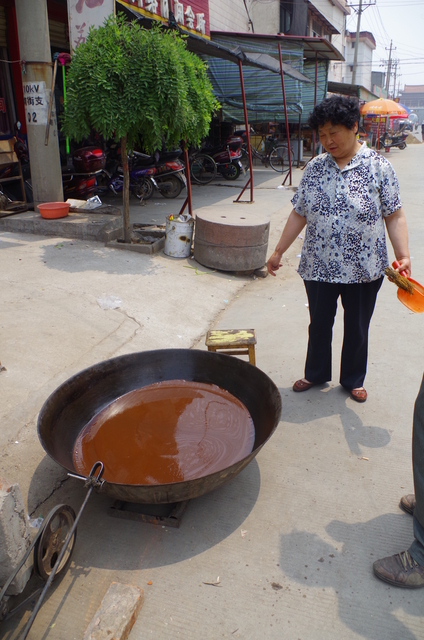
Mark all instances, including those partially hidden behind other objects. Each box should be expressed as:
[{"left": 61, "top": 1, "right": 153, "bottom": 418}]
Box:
[{"left": 205, "top": 329, "right": 256, "bottom": 366}]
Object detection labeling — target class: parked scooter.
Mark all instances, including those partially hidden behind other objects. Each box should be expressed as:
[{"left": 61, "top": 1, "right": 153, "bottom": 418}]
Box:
[
  {"left": 378, "top": 127, "right": 408, "bottom": 150},
  {"left": 101, "top": 163, "right": 156, "bottom": 201},
  {"left": 200, "top": 136, "right": 244, "bottom": 180},
  {"left": 61, "top": 146, "right": 106, "bottom": 199},
  {"left": 2, "top": 138, "right": 106, "bottom": 204},
  {"left": 128, "top": 149, "right": 187, "bottom": 198}
]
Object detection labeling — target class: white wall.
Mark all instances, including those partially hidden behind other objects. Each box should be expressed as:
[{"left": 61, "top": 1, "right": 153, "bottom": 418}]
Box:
[
  {"left": 309, "top": 0, "right": 346, "bottom": 34},
  {"left": 345, "top": 38, "right": 374, "bottom": 91},
  {"left": 209, "top": 0, "right": 251, "bottom": 32},
  {"left": 250, "top": 0, "right": 280, "bottom": 34},
  {"left": 309, "top": 0, "right": 348, "bottom": 84}
]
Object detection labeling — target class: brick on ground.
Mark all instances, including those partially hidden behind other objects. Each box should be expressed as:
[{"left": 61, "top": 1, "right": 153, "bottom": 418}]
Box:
[{"left": 83, "top": 582, "right": 144, "bottom": 640}]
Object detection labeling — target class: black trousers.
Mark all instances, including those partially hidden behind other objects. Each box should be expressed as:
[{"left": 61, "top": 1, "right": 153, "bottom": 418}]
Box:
[{"left": 303, "top": 278, "right": 383, "bottom": 390}]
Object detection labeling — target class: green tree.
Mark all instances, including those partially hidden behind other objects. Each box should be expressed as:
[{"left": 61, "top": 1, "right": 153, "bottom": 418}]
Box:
[{"left": 62, "top": 15, "right": 219, "bottom": 242}]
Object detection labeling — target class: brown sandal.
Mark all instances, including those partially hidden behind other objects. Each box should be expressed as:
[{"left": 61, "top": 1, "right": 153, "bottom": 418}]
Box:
[
  {"left": 350, "top": 388, "right": 367, "bottom": 403},
  {"left": 293, "top": 379, "right": 315, "bottom": 393}
]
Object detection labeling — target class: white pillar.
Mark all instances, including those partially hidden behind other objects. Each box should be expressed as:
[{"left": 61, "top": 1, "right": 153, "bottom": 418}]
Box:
[{"left": 15, "top": 0, "right": 63, "bottom": 207}]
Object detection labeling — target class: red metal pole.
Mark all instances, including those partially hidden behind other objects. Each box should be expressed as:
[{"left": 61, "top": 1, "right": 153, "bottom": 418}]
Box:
[
  {"left": 278, "top": 42, "right": 292, "bottom": 186},
  {"left": 178, "top": 141, "right": 193, "bottom": 217},
  {"left": 235, "top": 58, "right": 254, "bottom": 203},
  {"left": 376, "top": 115, "right": 381, "bottom": 153},
  {"left": 312, "top": 53, "right": 318, "bottom": 159}
]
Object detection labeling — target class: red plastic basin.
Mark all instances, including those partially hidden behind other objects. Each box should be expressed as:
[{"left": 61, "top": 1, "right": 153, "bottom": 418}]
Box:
[{"left": 37, "top": 202, "right": 70, "bottom": 219}]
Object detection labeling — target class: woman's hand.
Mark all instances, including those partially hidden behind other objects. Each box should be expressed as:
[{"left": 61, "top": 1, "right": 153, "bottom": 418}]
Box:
[
  {"left": 266, "top": 251, "right": 283, "bottom": 276},
  {"left": 394, "top": 257, "right": 411, "bottom": 277}
]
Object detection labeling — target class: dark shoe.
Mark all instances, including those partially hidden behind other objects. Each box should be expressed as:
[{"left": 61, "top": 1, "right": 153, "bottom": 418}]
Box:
[
  {"left": 373, "top": 551, "right": 424, "bottom": 588},
  {"left": 293, "top": 379, "right": 315, "bottom": 393},
  {"left": 350, "top": 387, "right": 367, "bottom": 403},
  {"left": 400, "top": 494, "right": 416, "bottom": 515}
]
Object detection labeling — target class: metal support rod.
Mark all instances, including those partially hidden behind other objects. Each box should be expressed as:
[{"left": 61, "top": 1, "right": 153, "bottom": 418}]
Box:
[
  {"left": 178, "top": 197, "right": 188, "bottom": 217},
  {"left": 184, "top": 142, "right": 193, "bottom": 217},
  {"left": 44, "top": 57, "right": 57, "bottom": 145},
  {"left": 62, "top": 61, "right": 70, "bottom": 157},
  {"left": 178, "top": 142, "right": 193, "bottom": 217},
  {"left": 235, "top": 59, "right": 254, "bottom": 203},
  {"left": 312, "top": 53, "right": 318, "bottom": 159},
  {"left": 297, "top": 112, "right": 302, "bottom": 168},
  {"left": 278, "top": 42, "right": 292, "bottom": 186},
  {"left": 234, "top": 176, "right": 252, "bottom": 203},
  {"left": 376, "top": 114, "right": 381, "bottom": 152}
]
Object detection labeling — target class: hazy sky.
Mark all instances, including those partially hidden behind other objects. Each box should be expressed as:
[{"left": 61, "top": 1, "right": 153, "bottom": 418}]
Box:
[{"left": 345, "top": 0, "right": 424, "bottom": 93}]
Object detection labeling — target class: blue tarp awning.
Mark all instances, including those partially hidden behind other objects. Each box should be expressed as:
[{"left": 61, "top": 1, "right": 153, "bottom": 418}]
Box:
[{"left": 209, "top": 33, "right": 341, "bottom": 124}]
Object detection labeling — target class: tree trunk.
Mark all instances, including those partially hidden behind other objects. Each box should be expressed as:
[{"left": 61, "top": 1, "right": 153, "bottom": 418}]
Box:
[{"left": 121, "top": 135, "right": 131, "bottom": 243}]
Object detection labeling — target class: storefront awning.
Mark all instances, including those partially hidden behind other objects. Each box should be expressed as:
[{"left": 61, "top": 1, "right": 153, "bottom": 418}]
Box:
[
  {"left": 209, "top": 33, "right": 335, "bottom": 123},
  {"left": 327, "top": 81, "right": 379, "bottom": 103}
]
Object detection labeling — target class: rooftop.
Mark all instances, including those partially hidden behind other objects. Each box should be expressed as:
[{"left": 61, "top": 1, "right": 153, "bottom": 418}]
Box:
[{"left": 401, "top": 85, "right": 424, "bottom": 93}]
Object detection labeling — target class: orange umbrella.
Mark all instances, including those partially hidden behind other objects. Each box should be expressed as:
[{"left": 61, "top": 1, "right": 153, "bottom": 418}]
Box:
[{"left": 360, "top": 98, "right": 408, "bottom": 117}]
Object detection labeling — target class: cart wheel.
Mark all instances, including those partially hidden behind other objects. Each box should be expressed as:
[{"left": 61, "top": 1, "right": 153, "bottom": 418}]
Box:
[{"left": 34, "top": 505, "right": 77, "bottom": 582}]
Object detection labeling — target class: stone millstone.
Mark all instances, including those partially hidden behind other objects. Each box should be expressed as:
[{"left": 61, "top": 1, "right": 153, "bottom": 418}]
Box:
[
  {"left": 83, "top": 582, "right": 144, "bottom": 640},
  {"left": 194, "top": 210, "right": 270, "bottom": 272}
]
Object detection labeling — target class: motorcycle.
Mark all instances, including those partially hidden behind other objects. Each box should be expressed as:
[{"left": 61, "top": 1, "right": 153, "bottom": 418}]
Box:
[
  {"left": 100, "top": 162, "right": 156, "bottom": 201},
  {"left": 61, "top": 146, "right": 106, "bottom": 199},
  {"left": 199, "top": 135, "right": 244, "bottom": 180},
  {"left": 126, "top": 149, "right": 187, "bottom": 199},
  {"left": 378, "top": 127, "right": 408, "bottom": 151}
]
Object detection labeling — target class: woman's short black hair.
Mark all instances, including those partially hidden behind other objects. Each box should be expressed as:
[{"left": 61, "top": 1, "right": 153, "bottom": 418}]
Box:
[{"left": 308, "top": 96, "right": 360, "bottom": 132}]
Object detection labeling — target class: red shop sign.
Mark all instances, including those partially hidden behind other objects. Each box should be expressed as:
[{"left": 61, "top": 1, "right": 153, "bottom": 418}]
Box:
[{"left": 118, "top": 0, "right": 210, "bottom": 38}]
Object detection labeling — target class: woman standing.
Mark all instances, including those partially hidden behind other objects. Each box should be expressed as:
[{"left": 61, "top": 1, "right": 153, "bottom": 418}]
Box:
[{"left": 267, "top": 96, "right": 410, "bottom": 402}]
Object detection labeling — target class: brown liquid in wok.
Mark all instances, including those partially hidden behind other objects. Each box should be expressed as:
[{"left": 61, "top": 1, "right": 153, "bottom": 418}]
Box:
[{"left": 72, "top": 380, "right": 255, "bottom": 485}]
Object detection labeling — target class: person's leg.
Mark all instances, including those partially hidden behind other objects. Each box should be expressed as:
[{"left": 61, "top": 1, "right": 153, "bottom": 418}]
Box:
[
  {"left": 373, "top": 374, "right": 424, "bottom": 587},
  {"left": 303, "top": 280, "right": 339, "bottom": 384},
  {"left": 408, "top": 373, "right": 424, "bottom": 566},
  {"left": 339, "top": 277, "right": 383, "bottom": 390}
]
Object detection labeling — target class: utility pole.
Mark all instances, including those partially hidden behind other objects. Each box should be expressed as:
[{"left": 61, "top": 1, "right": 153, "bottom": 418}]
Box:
[
  {"left": 392, "top": 60, "right": 399, "bottom": 99},
  {"left": 350, "top": 1, "right": 376, "bottom": 86},
  {"left": 15, "top": 0, "right": 63, "bottom": 207},
  {"left": 351, "top": 0, "right": 363, "bottom": 86},
  {"left": 385, "top": 40, "right": 393, "bottom": 94}
]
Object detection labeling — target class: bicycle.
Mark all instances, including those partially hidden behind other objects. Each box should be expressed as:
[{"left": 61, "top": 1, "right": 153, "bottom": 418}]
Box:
[
  {"left": 190, "top": 153, "right": 217, "bottom": 184},
  {"left": 242, "top": 134, "right": 294, "bottom": 173}
]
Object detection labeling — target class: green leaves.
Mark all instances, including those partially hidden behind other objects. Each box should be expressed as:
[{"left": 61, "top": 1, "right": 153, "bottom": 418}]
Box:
[{"left": 62, "top": 16, "right": 220, "bottom": 153}]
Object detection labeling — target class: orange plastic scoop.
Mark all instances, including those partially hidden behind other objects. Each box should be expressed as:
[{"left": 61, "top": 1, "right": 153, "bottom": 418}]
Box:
[{"left": 392, "top": 261, "right": 424, "bottom": 314}]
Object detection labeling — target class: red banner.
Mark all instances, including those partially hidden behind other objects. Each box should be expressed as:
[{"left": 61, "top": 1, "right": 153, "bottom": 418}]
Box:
[{"left": 118, "top": 0, "right": 210, "bottom": 38}]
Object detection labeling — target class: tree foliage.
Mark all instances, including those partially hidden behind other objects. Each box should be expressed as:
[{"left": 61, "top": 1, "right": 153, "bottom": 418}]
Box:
[{"left": 62, "top": 15, "right": 219, "bottom": 152}]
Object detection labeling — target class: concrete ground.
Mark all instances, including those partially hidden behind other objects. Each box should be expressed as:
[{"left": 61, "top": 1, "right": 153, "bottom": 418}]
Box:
[{"left": 0, "top": 149, "right": 423, "bottom": 639}]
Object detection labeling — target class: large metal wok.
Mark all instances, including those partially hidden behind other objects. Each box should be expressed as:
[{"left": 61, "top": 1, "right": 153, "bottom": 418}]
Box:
[{"left": 38, "top": 349, "right": 282, "bottom": 504}]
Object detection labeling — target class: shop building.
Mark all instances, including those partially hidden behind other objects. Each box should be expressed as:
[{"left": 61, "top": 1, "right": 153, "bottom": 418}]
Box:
[{"left": 0, "top": 0, "right": 69, "bottom": 143}]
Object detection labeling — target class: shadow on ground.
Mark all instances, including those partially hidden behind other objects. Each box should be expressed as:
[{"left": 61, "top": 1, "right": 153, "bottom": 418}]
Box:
[
  {"left": 28, "top": 457, "right": 261, "bottom": 571},
  {"left": 279, "top": 513, "right": 422, "bottom": 640},
  {"left": 279, "top": 385, "right": 391, "bottom": 456}
]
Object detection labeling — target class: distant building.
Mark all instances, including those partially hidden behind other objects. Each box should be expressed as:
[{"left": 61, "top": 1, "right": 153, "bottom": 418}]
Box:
[
  {"left": 399, "top": 85, "right": 424, "bottom": 109},
  {"left": 371, "top": 71, "right": 387, "bottom": 99},
  {"left": 398, "top": 85, "right": 424, "bottom": 124},
  {"left": 343, "top": 31, "right": 376, "bottom": 92}
]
